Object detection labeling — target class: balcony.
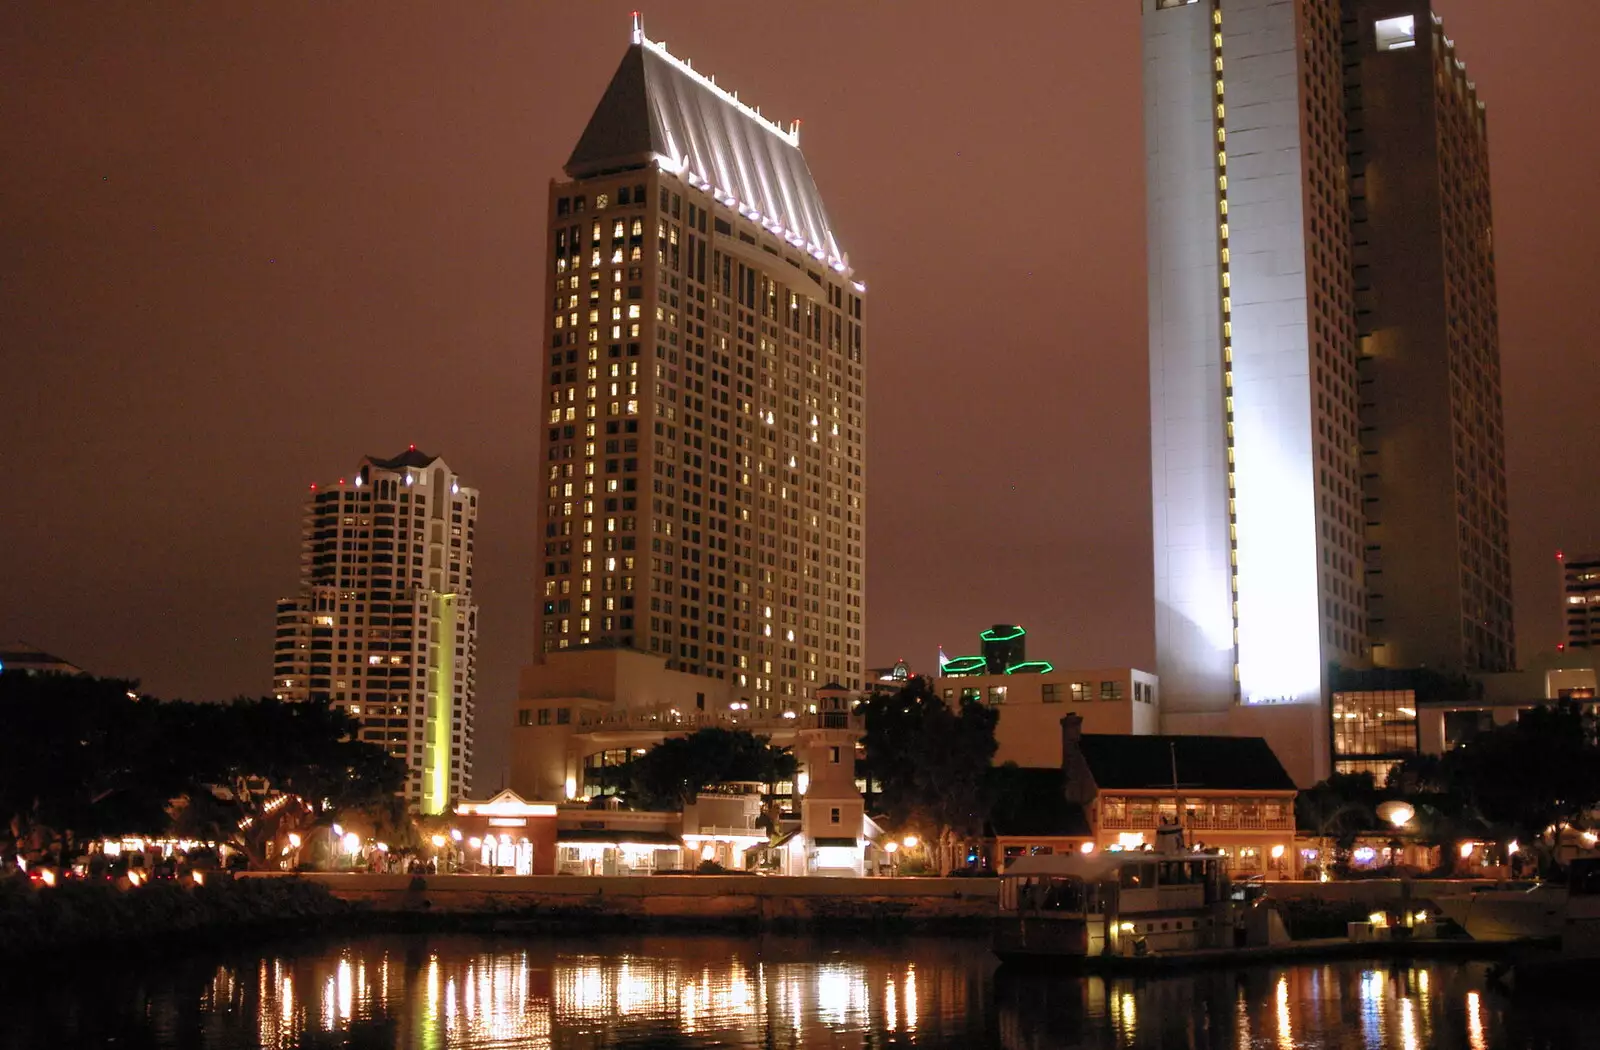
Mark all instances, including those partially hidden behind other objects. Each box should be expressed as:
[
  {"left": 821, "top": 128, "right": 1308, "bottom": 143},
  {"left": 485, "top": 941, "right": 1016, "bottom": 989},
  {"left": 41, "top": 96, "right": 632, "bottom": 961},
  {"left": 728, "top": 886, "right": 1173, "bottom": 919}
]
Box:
[
  {"left": 576, "top": 709, "right": 863, "bottom": 734},
  {"left": 1098, "top": 812, "right": 1296, "bottom": 833}
]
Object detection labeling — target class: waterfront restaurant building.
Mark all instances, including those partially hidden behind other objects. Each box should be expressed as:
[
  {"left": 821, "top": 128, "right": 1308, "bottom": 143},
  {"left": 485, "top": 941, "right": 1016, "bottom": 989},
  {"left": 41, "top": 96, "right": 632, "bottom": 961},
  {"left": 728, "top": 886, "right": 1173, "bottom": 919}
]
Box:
[{"left": 1061, "top": 715, "right": 1299, "bottom": 880}]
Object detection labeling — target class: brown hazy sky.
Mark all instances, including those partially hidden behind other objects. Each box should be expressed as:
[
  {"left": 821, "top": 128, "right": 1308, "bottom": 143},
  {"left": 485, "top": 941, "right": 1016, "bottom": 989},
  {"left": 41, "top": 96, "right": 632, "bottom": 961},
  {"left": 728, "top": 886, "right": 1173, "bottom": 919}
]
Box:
[{"left": 4, "top": 2, "right": 1597, "bottom": 786}]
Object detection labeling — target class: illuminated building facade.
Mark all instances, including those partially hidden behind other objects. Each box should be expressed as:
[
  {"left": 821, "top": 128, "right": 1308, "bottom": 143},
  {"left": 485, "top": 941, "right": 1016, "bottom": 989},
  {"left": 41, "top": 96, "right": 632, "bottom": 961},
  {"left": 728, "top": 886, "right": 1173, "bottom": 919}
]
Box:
[
  {"left": 273, "top": 449, "right": 477, "bottom": 813},
  {"left": 526, "top": 21, "right": 866, "bottom": 715},
  {"left": 1561, "top": 552, "right": 1600, "bottom": 650},
  {"left": 1143, "top": 0, "right": 1512, "bottom": 783}
]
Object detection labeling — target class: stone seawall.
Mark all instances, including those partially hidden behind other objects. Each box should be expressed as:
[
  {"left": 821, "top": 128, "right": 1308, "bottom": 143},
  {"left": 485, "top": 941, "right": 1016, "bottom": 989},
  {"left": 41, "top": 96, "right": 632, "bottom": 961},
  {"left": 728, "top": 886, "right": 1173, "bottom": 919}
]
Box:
[
  {"left": 236, "top": 873, "right": 1000, "bottom": 931},
  {"left": 1263, "top": 879, "right": 1520, "bottom": 905}
]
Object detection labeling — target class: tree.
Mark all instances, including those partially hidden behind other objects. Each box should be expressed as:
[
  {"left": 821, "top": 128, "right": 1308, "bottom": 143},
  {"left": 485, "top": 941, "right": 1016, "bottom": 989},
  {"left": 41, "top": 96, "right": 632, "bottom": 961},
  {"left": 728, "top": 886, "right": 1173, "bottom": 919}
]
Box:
[
  {"left": 1424, "top": 703, "right": 1600, "bottom": 873},
  {"left": 170, "top": 697, "right": 405, "bottom": 868},
  {"left": 0, "top": 673, "right": 405, "bottom": 871},
  {"left": 860, "top": 678, "right": 998, "bottom": 874},
  {"left": 624, "top": 728, "right": 797, "bottom": 811},
  {"left": 1295, "top": 772, "right": 1379, "bottom": 876},
  {"left": 1, "top": 673, "right": 198, "bottom": 866}
]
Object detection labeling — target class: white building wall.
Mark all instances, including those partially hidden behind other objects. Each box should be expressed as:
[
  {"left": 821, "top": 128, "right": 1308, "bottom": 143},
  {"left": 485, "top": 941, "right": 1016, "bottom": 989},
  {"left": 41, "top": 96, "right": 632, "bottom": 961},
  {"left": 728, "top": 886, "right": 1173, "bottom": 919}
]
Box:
[
  {"left": 1220, "top": 0, "right": 1324, "bottom": 708},
  {"left": 1144, "top": 0, "right": 1238, "bottom": 716}
]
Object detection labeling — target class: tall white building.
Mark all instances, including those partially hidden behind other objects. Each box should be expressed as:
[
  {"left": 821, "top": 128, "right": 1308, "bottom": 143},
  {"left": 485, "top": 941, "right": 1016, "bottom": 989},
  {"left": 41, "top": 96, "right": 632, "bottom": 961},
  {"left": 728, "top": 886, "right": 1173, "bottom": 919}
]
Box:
[
  {"left": 1144, "top": 0, "right": 1513, "bottom": 786},
  {"left": 1145, "top": 0, "right": 1364, "bottom": 785},
  {"left": 274, "top": 449, "right": 478, "bottom": 813}
]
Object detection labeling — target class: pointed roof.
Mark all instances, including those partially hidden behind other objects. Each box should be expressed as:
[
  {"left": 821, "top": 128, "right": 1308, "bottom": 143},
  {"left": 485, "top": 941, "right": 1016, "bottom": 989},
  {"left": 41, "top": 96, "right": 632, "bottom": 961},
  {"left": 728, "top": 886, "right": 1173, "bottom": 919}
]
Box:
[
  {"left": 1077, "top": 735, "right": 1295, "bottom": 793},
  {"left": 566, "top": 33, "right": 846, "bottom": 270},
  {"left": 365, "top": 448, "right": 438, "bottom": 471}
]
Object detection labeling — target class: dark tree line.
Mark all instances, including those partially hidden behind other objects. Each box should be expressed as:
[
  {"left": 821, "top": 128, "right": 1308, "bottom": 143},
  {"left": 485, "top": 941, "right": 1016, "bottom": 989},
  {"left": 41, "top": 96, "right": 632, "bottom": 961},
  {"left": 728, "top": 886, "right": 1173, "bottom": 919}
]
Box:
[
  {"left": 859, "top": 677, "right": 998, "bottom": 874},
  {"left": 1, "top": 672, "right": 404, "bottom": 870},
  {"left": 601, "top": 727, "right": 797, "bottom": 811}
]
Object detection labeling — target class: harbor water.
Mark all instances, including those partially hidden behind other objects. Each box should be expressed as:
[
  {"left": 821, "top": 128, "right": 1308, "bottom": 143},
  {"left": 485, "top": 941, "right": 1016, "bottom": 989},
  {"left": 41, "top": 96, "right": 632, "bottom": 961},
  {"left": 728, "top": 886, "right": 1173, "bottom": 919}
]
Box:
[{"left": 1, "top": 932, "right": 1593, "bottom": 1048}]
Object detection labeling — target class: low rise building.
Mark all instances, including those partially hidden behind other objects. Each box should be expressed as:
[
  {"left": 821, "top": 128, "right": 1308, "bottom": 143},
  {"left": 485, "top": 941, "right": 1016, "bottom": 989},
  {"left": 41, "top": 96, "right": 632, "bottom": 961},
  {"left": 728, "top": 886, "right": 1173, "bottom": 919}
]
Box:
[
  {"left": 511, "top": 649, "right": 875, "bottom": 874},
  {"left": 939, "top": 668, "right": 1160, "bottom": 768},
  {"left": 932, "top": 624, "right": 1160, "bottom": 768},
  {"left": 1061, "top": 715, "right": 1299, "bottom": 881},
  {"left": 1331, "top": 653, "right": 1599, "bottom": 783}
]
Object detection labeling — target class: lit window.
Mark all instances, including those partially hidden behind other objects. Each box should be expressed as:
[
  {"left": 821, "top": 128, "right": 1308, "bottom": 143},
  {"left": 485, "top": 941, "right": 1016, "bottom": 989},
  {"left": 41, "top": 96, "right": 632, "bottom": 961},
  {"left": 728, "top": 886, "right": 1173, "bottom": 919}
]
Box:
[{"left": 1375, "top": 15, "right": 1417, "bottom": 51}]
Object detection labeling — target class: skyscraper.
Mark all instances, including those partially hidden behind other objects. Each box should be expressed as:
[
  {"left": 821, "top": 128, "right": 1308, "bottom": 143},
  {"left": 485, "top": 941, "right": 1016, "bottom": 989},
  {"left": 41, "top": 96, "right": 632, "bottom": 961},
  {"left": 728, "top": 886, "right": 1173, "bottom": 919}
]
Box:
[
  {"left": 273, "top": 449, "right": 477, "bottom": 813},
  {"left": 1346, "top": 0, "right": 1514, "bottom": 674},
  {"left": 526, "top": 21, "right": 866, "bottom": 713},
  {"left": 1142, "top": 0, "right": 1511, "bottom": 784},
  {"left": 1560, "top": 552, "right": 1600, "bottom": 650}
]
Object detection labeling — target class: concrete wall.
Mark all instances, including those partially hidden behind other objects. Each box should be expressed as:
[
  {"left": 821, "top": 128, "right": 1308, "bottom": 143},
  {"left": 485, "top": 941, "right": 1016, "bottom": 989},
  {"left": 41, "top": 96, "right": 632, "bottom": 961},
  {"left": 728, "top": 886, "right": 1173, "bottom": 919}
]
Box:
[{"left": 239, "top": 872, "right": 998, "bottom": 928}]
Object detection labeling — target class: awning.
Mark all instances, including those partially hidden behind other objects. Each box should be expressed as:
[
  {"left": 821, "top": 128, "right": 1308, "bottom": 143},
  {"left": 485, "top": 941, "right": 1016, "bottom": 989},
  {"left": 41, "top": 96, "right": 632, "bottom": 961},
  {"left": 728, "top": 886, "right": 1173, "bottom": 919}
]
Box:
[
  {"left": 812, "top": 837, "right": 859, "bottom": 849},
  {"left": 556, "top": 829, "right": 683, "bottom": 847}
]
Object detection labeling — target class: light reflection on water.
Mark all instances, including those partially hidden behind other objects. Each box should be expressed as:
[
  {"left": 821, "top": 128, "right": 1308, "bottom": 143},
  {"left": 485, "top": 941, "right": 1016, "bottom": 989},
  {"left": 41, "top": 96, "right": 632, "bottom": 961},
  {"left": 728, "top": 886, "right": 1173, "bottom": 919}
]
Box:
[{"left": 3, "top": 934, "right": 1599, "bottom": 1048}]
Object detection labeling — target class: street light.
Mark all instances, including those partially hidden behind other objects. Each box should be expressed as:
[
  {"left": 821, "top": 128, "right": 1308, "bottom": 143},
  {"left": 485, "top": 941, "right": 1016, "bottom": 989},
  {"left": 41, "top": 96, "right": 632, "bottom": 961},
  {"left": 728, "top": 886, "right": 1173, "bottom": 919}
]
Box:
[
  {"left": 902, "top": 835, "right": 919, "bottom": 849},
  {"left": 1377, "top": 801, "right": 1414, "bottom": 828}
]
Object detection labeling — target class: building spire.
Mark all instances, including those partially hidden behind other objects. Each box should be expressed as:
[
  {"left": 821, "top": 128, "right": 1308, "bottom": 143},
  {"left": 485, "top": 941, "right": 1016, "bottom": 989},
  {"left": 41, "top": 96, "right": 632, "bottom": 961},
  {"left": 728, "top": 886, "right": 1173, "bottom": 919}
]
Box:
[{"left": 630, "top": 10, "right": 643, "bottom": 45}]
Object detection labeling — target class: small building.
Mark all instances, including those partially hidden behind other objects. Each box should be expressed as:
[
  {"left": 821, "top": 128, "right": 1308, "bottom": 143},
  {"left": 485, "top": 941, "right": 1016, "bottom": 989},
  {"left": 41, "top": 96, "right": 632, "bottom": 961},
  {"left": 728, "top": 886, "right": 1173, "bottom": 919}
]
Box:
[
  {"left": 555, "top": 802, "right": 683, "bottom": 876},
  {"left": 1060, "top": 715, "right": 1300, "bottom": 881},
  {"left": 938, "top": 667, "right": 1161, "bottom": 768},
  {"left": 682, "top": 782, "right": 770, "bottom": 871},
  {"left": 933, "top": 625, "right": 1159, "bottom": 768},
  {"left": 453, "top": 790, "right": 559, "bottom": 875},
  {"left": 987, "top": 766, "right": 1095, "bottom": 870}
]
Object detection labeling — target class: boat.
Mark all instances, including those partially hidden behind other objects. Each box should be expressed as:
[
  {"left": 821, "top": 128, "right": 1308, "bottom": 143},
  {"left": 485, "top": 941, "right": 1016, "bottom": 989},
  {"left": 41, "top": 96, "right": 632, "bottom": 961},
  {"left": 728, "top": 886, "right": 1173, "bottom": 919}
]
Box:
[
  {"left": 993, "top": 849, "right": 1241, "bottom": 965},
  {"left": 1481, "top": 857, "right": 1600, "bottom": 991}
]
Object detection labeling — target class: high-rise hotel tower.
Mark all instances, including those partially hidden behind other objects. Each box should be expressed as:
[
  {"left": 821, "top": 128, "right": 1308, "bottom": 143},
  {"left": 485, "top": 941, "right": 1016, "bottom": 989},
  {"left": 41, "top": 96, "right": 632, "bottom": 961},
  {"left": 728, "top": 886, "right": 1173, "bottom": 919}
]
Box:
[
  {"left": 274, "top": 449, "right": 478, "bottom": 812},
  {"left": 526, "top": 23, "right": 867, "bottom": 712},
  {"left": 1144, "top": 0, "right": 1512, "bottom": 783}
]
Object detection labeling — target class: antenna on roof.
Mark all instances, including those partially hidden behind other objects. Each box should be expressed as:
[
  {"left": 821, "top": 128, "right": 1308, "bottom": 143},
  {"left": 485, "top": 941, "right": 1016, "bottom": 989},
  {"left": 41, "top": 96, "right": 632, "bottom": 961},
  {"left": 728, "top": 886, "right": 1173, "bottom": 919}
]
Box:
[{"left": 631, "top": 10, "right": 643, "bottom": 45}]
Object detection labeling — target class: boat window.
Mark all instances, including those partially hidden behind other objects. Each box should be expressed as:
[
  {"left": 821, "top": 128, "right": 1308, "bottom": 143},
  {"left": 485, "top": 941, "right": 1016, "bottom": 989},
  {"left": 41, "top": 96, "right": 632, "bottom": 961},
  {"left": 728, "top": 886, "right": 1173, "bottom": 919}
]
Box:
[
  {"left": 1120, "top": 863, "right": 1156, "bottom": 889},
  {"left": 1042, "top": 879, "right": 1085, "bottom": 912}
]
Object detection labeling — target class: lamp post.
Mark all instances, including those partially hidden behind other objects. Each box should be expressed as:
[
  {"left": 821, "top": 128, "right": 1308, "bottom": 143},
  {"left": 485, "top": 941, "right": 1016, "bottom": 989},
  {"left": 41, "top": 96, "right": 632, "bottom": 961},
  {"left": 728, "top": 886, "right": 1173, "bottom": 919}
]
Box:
[{"left": 884, "top": 840, "right": 899, "bottom": 878}]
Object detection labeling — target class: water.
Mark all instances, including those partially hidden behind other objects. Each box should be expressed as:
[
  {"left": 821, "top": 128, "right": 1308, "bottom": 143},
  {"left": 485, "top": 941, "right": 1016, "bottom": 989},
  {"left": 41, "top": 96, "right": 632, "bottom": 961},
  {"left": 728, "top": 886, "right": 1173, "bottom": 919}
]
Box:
[{"left": 1, "top": 933, "right": 1593, "bottom": 1048}]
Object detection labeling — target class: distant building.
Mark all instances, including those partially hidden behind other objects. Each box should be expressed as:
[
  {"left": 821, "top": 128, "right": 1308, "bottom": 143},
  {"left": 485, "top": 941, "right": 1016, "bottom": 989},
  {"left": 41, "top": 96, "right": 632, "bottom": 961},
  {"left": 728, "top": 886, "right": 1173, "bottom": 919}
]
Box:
[
  {"left": 0, "top": 642, "right": 84, "bottom": 677},
  {"left": 272, "top": 449, "right": 478, "bottom": 814},
  {"left": 1330, "top": 653, "right": 1599, "bottom": 784},
  {"left": 1561, "top": 552, "right": 1600, "bottom": 650},
  {"left": 933, "top": 624, "right": 1160, "bottom": 767},
  {"left": 509, "top": 657, "right": 873, "bottom": 875},
  {"left": 1143, "top": 0, "right": 1513, "bottom": 786}
]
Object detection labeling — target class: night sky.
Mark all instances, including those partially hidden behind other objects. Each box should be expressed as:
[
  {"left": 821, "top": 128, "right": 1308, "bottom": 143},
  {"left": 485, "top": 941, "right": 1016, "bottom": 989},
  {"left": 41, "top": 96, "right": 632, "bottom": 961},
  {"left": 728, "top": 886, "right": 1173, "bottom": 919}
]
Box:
[{"left": 4, "top": 2, "right": 1597, "bottom": 786}]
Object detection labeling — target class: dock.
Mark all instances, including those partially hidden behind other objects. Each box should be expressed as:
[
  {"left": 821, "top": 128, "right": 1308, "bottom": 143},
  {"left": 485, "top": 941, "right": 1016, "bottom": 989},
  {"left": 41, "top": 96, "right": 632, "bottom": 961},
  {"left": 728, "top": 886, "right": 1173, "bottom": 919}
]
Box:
[{"left": 997, "top": 935, "right": 1556, "bottom": 973}]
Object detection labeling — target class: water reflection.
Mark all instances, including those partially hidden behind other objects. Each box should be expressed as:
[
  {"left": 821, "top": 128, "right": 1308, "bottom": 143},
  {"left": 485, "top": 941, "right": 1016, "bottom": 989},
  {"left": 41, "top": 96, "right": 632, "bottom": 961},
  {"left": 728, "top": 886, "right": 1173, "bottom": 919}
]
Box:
[{"left": 4, "top": 935, "right": 1600, "bottom": 1049}]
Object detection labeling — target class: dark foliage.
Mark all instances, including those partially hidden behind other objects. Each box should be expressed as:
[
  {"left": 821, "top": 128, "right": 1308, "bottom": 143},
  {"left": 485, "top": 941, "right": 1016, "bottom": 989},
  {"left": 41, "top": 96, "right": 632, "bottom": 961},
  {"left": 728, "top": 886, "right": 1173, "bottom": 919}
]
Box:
[
  {"left": 0, "top": 672, "right": 405, "bottom": 869},
  {"left": 859, "top": 678, "right": 998, "bottom": 873},
  {"left": 622, "top": 728, "right": 797, "bottom": 810}
]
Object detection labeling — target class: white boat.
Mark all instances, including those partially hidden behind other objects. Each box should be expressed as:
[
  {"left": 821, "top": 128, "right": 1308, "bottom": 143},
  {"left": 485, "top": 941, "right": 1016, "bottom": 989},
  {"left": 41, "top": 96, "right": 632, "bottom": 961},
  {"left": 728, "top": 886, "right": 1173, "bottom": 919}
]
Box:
[
  {"left": 993, "top": 850, "right": 1239, "bottom": 964},
  {"left": 1431, "top": 881, "right": 1567, "bottom": 942}
]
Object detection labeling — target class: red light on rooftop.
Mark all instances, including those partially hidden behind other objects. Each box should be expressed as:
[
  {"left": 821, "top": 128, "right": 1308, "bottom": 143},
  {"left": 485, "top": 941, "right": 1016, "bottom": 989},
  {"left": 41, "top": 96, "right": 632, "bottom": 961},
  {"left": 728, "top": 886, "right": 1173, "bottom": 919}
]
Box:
[
  {"left": 409, "top": 443, "right": 416, "bottom": 450},
  {"left": 309, "top": 483, "right": 317, "bottom": 490}
]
